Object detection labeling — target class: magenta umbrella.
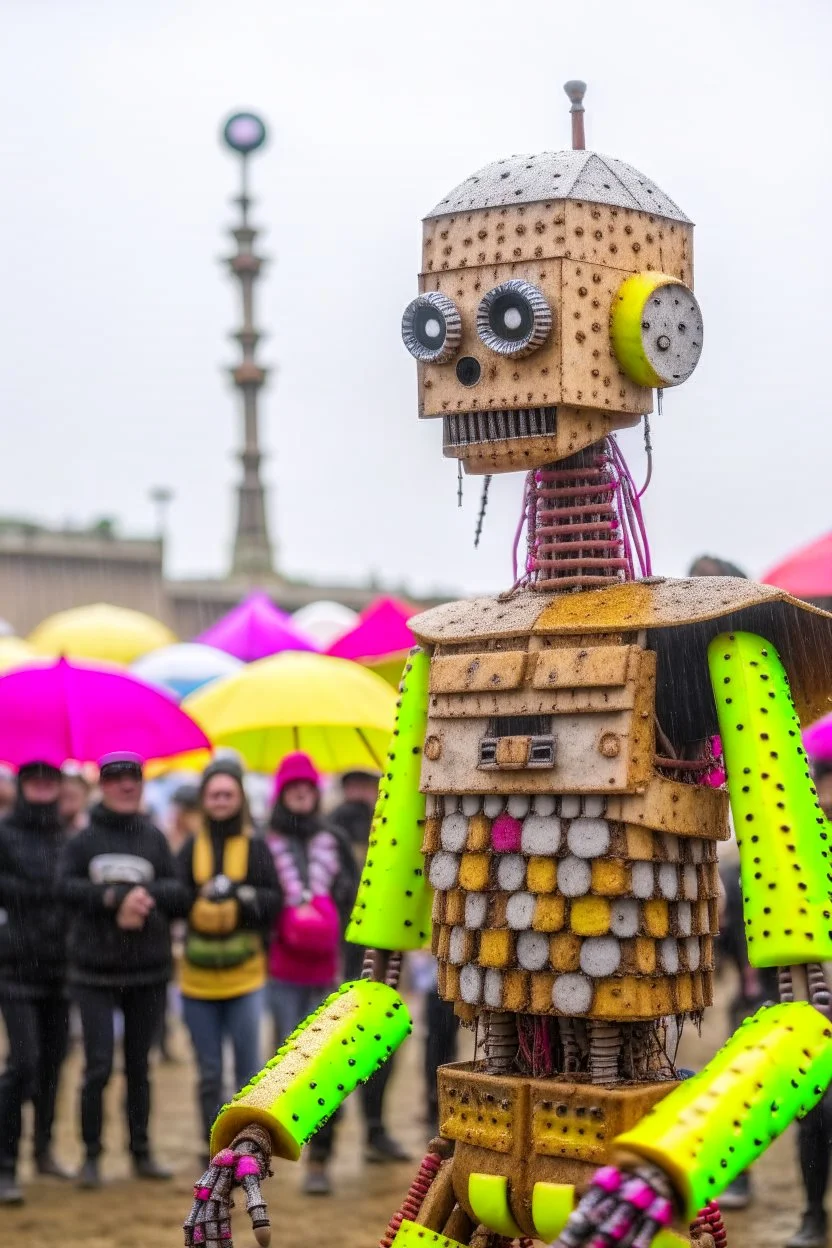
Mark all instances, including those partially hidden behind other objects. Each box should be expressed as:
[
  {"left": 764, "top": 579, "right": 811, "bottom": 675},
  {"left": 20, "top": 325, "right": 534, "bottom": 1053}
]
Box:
[
  {"left": 195, "top": 592, "right": 318, "bottom": 663},
  {"left": 804, "top": 713, "right": 832, "bottom": 763},
  {"left": 763, "top": 532, "right": 832, "bottom": 598},
  {"left": 326, "top": 596, "right": 417, "bottom": 663},
  {"left": 324, "top": 594, "right": 416, "bottom": 663},
  {"left": 0, "top": 658, "right": 210, "bottom": 768},
  {"left": 326, "top": 597, "right": 419, "bottom": 687}
]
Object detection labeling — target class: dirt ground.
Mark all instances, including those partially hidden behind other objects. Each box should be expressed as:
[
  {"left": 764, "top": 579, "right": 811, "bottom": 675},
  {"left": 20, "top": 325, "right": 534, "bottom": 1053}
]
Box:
[{"left": 3, "top": 980, "right": 809, "bottom": 1248}]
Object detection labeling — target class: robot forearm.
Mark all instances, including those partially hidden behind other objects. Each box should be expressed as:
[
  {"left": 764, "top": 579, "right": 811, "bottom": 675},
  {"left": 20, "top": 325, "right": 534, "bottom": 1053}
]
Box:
[
  {"left": 708, "top": 630, "right": 832, "bottom": 968},
  {"left": 210, "top": 980, "right": 411, "bottom": 1158},
  {"left": 614, "top": 1000, "right": 832, "bottom": 1219},
  {"left": 346, "top": 647, "right": 433, "bottom": 952}
]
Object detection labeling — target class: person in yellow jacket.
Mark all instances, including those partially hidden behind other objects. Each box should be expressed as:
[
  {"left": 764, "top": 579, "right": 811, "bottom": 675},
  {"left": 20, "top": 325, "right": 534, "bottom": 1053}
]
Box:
[{"left": 178, "top": 760, "right": 281, "bottom": 1157}]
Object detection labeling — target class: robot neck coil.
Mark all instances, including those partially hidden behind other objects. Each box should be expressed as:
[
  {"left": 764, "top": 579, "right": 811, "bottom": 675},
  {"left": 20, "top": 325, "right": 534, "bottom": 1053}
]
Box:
[{"left": 521, "top": 439, "right": 651, "bottom": 591}]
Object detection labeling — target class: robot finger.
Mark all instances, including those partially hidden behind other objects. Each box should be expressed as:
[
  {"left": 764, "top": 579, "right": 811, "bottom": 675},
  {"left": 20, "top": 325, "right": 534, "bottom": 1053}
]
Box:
[{"left": 241, "top": 1176, "right": 270, "bottom": 1247}]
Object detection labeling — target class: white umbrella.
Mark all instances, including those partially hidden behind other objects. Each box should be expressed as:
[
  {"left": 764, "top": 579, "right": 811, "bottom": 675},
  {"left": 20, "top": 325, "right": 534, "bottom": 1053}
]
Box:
[
  {"left": 131, "top": 643, "right": 243, "bottom": 701},
  {"left": 291, "top": 600, "right": 358, "bottom": 649}
]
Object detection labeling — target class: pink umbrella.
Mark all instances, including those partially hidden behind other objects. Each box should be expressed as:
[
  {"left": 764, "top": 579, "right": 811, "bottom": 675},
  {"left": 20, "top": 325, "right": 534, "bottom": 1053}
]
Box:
[
  {"left": 804, "top": 713, "right": 832, "bottom": 763},
  {"left": 195, "top": 592, "right": 318, "bottom": 663},
  {"left": 326, "top": 597, "right": 417, "bottom": 664},
  {"left": 763, "top": 532, "right": 832, "bottom": 598},
  {"left": 0, "top": 658, "right": 210, "bottom": 768}
]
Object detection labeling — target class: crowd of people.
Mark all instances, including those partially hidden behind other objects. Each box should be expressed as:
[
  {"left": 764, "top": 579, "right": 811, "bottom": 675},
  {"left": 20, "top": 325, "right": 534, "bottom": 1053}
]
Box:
[{"left": 0, "top": 749, "right": 454, "bottom": 1207}]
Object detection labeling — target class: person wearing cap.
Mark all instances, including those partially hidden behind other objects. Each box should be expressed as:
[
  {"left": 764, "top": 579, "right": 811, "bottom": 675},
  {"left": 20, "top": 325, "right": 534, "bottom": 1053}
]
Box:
[
  {"left": 178, "top": 759, "right": 281, "bottom": 1160},
  {"left": 58, "top": 751, "right": 188, "bottom": 1189},
  {"left": 0, "top": 761, "right": 72, "bottom": 1204},
  {"left": 264, "top": 751, "right": 361, "bottom": 1194}
]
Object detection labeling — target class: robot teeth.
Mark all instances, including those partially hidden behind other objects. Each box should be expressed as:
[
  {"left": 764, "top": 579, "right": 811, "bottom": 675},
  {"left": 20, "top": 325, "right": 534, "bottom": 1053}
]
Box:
[{"left": 442, "top": 407, "right": 557, "bottom": 449}]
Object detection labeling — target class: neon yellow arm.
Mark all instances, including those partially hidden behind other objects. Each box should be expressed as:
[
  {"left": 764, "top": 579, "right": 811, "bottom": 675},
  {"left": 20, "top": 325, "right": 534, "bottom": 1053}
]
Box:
[
  {"left": 210, "top": 980, "right": 411, "bottom": 1158},
  {"left": 708, "top": 630, "right": 832, "bottom": 967},
  {"left": 615, "top": 1001, "right": 832, "bottom": 1219},
  {"left": 346, "top": 647, "right": 432, "bottom": 951}
]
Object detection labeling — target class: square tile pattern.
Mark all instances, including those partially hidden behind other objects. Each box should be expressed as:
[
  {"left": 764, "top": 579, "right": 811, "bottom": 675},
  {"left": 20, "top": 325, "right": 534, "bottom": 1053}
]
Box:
[{"left": 424, "top": 793, "right": 717, "bottom": 1020}]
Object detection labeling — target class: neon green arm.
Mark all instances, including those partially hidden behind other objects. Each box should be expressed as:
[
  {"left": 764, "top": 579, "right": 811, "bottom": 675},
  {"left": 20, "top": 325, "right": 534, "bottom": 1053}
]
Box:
[
  {"left": 708, "top": 630, "right": 832, "bottom": 967},
  {"left": 346, "top": 647, "right": 432, "bottom": 951},
  {"left": 615, "top": 1001, "right": 832, "bottom": 1219},
  {"left": 210, "top": 980, "right": 411, "bottom": 1158}
]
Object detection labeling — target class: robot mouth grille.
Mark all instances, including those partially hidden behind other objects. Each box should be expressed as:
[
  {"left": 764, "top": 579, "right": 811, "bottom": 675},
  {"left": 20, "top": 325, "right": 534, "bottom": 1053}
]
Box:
[{"left": 442, "top": 406, "right": 557, "bottom": 449}]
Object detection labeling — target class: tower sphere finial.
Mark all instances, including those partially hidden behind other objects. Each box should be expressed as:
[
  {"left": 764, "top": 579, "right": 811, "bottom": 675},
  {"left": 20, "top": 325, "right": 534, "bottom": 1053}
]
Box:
[
  {"left": 222, "top": 112, "right": 268, "bottom": 155},
  {"left": 563, "top": 80, "right": 587, "bottom": 108}
]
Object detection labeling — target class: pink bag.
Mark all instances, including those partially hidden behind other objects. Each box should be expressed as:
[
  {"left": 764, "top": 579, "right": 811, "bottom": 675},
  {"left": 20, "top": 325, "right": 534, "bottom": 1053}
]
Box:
[{"left": 277, "top": 894, "right": 340, "bottom": 956}]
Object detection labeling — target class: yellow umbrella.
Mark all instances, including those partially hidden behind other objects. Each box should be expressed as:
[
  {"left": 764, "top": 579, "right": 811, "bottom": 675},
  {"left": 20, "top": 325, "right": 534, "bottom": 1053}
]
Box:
[
  {"left": 366, "top": 654, "right": 409, "bottom": 688},
  {"left": 0, "top": 636, "right": 37, "bottom": 673},
  {"left": 144, "top": 748, "right": 213, "bottom": 780},
  {"left": 29, "top": 603, "right": 176, "bottom": 665},
  {"left": 183, "top": 651, "right": 397, "bottom": 774}
]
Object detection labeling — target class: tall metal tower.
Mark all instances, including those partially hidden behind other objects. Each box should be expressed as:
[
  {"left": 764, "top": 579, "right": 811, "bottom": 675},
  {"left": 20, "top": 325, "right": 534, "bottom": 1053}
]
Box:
[{"left": 221, "top": 111, "right": 276, "bottom": 580}]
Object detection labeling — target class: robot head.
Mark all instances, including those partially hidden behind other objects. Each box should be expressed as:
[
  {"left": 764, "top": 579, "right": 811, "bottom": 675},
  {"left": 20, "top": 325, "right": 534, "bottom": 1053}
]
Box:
[{"left": 402, "top": 86, "right": 702, "bottom": 475}]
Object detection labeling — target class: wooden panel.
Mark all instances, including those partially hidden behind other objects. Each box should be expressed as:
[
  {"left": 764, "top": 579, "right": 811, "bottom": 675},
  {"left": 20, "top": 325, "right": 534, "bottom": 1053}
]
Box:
[
  {"left": 420, "top": 708, "right": 634, "bottom": 794},
  {"left": 560, "top": 260, "right": 648, "bottom": 413},
  {"left": 563, "top": 202, "right": 692, "bottom": 285},
  {"left": 627, "top": 648, "right": 656, "bottom": 790},
  {"left": 429, "top": 685, "right": 635, "bottom": 718},
  {"left": 430, "top": 650, "right": 527, "bottom": 694},
  {"left": 421, "top": 202, "right": 693, "bottom": 279},
  {"left": 419, "top": 258, "right": 650, "bottom": 420},
  {"left": 419, "top": 260, "right": 564, "bottom": 418},
  {"left": 495, "top": 736, "right": 532, "bottom": 768},
  {"left": 532, "top": 645, "right": 632, "bottom": 689},
  {"left": 607, "top": 777, "right": 730, "bottom": 841}
]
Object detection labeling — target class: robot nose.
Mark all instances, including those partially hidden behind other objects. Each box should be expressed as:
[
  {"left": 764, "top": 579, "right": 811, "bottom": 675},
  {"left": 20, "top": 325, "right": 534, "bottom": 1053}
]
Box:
[{"left": 456, "top": 356, "right": 482, "bottom": 387}]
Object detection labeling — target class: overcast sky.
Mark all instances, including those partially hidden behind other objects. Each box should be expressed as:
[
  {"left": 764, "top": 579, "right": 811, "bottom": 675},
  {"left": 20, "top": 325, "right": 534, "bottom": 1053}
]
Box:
[{"left": 1, "top": 0, "right": 830, "bottom": 601}]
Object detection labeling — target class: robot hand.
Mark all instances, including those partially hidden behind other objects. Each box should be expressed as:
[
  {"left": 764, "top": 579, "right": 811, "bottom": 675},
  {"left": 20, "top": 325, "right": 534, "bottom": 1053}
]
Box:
[
  {"left": 553, "top": 1163, "right": 675, "bottom": 1248},
  {"left": 183, "top": 1125, "right": 272, "bottom": 1248}
]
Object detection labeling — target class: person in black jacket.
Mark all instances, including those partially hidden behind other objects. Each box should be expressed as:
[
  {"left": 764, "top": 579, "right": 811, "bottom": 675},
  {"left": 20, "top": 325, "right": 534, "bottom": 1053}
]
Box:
[
  {"left": 58, "top": 751, "right": 188, "bottom": 1189},
  {"left": 0, "top": 761, "right": 71, "bottom": 1204}
]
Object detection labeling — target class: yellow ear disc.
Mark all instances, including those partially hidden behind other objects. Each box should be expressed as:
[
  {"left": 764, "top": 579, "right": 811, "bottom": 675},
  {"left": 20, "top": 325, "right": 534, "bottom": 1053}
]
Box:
[{"left": 610, "top": 272, "right": 703, "bottom": 389}]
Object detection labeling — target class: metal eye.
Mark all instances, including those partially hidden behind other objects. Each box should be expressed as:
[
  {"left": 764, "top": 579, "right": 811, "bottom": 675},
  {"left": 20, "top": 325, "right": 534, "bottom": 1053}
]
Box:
[
  {"left": 476, "top": 279, "right": 553, "bottom": 357},
  {"left": 401, "top": 291, "right": 462, "bottom": 363}
]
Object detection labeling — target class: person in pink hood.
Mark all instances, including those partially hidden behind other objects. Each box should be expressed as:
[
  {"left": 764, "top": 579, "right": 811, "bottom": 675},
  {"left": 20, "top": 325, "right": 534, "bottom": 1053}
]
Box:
[{"left": 264, "top": 752, "right": 357, "bottom": 1194}]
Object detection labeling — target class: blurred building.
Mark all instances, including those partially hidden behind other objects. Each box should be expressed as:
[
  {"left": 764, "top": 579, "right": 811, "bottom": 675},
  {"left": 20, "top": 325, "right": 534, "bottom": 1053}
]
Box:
[
  {"left": 0, "top": 520, "right": 167, "bottom": 636},
  {"left": 0, "top": 515, "right": 423, "bottom": 637}
]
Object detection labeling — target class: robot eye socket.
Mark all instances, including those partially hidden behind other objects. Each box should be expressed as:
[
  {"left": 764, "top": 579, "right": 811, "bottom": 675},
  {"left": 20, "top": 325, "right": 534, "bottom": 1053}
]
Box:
[
  {"left": 611, "top": 272, "right": 703, "bottom": 388},
  {"left": 401, "top": 292, "right": 462, "bottom": 363},
  {"left": 476, "top": 280, "right": 553, "bottom": 357}
]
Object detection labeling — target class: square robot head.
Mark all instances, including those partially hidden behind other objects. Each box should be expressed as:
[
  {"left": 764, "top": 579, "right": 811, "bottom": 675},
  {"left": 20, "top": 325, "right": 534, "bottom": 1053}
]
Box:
[{"left": 402, "top": 141, "right": 702, "bottom": 475}]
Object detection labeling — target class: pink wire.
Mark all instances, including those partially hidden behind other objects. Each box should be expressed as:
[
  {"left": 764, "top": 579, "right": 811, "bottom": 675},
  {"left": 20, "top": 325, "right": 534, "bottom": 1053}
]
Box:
[
  {"left": 607, "top": 438, "right": 653, "bottom": 577},
  {"left": 512, "top": 474, "right": 533, "bottom": 583},
  {"left": 510, "top": 438, "right": 652, "bottom": 585}
]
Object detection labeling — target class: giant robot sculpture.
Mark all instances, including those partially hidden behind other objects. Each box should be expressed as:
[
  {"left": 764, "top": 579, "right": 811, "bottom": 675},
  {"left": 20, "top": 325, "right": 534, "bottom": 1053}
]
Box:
[{"left": 184, "top": 84, "right": 832, "bottom": 1248}]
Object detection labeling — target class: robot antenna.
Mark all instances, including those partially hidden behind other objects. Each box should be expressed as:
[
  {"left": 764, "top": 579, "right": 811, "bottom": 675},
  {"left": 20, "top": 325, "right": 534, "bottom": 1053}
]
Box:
[{"left": 563, "top": 79, "right": 587, "bottom": 149}]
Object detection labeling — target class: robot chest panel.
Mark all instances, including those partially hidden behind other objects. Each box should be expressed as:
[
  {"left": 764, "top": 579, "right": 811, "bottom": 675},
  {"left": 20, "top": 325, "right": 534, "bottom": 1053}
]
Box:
[
  {"left": 422, "top": 789, "right": 719, "bottom": 1020},
  {"left": 420, "top": 635, "right": 656, "bottom": 795}
]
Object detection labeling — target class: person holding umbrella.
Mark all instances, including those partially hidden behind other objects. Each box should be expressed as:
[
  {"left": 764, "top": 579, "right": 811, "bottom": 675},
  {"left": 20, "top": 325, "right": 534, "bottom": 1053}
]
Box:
[
  {"left": 58, "top": 752, "right": 188, "bottom": 1189},
  {"left": 0, "top": 761, "right": 72, "bottom": 1204}
]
